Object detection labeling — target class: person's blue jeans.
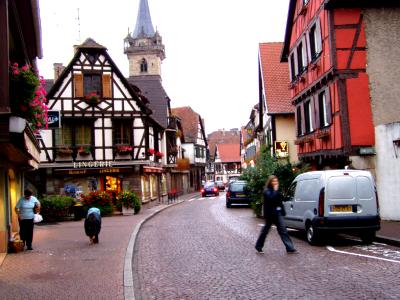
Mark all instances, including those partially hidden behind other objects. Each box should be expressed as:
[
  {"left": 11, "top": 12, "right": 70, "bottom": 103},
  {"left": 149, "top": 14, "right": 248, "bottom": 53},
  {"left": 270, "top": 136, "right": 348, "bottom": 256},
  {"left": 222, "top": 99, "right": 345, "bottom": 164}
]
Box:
[{"left": 255, "top": 212, "right": 295, "bottom": 251}]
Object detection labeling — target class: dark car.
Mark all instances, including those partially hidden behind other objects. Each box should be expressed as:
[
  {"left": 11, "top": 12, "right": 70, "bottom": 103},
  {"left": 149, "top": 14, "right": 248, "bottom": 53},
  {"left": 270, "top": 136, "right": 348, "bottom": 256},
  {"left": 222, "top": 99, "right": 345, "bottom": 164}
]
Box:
[
  {"left": 201, "top": 182, "right": 219, "bottom": 197},
  {"left": 226, "top": 180, "right": 252, "bottom": 208}
]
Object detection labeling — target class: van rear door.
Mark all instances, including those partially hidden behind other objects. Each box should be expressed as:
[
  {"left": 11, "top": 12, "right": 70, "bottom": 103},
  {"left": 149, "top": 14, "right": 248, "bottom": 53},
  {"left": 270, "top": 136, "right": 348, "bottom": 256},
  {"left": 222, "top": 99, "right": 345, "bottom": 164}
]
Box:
[{"left": 326, "top": 172, "right": 376, "bottom": 217}]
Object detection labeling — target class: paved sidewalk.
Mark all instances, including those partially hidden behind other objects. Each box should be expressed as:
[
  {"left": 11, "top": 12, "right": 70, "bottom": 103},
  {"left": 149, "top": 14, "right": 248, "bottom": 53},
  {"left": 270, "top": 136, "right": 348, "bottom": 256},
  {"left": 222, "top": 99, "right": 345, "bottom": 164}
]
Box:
[
  {"left": 0, "top": 193, "right": 198, "bottom": 300},
  {"left": 377, "top": 220, "right": 400, "bottom": 245}
]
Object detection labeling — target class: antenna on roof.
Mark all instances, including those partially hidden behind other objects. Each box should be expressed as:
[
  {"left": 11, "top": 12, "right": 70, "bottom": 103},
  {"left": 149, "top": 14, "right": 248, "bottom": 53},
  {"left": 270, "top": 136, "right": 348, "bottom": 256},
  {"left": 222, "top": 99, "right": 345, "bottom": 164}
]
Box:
[{"left": 76, "top": 8, "right": 81, "bottom": 43}]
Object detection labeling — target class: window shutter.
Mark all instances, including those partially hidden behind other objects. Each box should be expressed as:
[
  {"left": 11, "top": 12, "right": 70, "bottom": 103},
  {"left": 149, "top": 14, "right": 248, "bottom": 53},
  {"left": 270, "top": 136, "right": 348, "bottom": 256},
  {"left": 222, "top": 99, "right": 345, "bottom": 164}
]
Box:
[
  {"left": 102, "top": 74, "right": 111, "bottom": 98},
  {"left": 74, "top": 74, "right": 83, "bottom": 97},
  {"left": 325, "top": 87, "right": 333, "bottom": 124},
  {"left": 313, "top": 94, "right": 320, "bottom": 129},
  {"left": 306, "top": 31, "right": 312, "bottom": 62},
  {"left": 316, "top": 18, "right": 323, "bottom": 54},
  {"left": 302, "top": 36, "right": 308, "bottom": 66}
]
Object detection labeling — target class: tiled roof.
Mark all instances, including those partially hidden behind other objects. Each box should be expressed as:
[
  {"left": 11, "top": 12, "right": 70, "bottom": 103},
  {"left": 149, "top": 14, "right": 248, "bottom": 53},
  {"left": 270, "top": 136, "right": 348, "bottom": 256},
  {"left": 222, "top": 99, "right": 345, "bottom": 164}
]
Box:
[
  {"left": 127, "top": 75, "right": 168, "bottom": 128},
  {"left": 259, "top": 42, "right": 293, "bottom": 114},
  {"left": 208, "top": 130, "right": 241, "bottom": 160},
  {"left": 77, "top": 38, "right": 106, "bottom": 49},
  {"left": 217, "top": 144, "right": 241, "bottom": 163},
  {"left": 171, "top": 106, "right": 201, "bottom": 144}
]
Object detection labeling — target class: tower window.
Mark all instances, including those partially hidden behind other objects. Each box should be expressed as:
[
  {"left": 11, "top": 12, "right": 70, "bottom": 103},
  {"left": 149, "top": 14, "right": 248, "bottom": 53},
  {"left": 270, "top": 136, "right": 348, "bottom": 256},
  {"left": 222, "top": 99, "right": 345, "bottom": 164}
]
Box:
[{"left": 140, "top": 58, "right": 148, "bottom": 73}]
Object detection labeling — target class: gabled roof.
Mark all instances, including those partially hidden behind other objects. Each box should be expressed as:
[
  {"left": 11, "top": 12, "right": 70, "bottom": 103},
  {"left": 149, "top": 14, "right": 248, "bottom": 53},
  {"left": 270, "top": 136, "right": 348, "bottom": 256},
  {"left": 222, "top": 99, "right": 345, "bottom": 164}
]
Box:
[
  {"left": 259, "top": 42, "right": 293, "bottom": 114},
  {"left": 127, "top": 75, "right": 168, "bottom": 128},
  {"left": 133, "top": 0, "right": 156, "bottom": 38},
  {"left": 171, "top": 106, "right": 205, "bottom": 144},
  {"left": 216, "top": 144, "right": 241, "bottom": 163},
  {"left": 45, "top": 38, "right": 154, "bottom": 122},
  {"left": 207, "top": 130, "right": 241, "bottom": 160}
]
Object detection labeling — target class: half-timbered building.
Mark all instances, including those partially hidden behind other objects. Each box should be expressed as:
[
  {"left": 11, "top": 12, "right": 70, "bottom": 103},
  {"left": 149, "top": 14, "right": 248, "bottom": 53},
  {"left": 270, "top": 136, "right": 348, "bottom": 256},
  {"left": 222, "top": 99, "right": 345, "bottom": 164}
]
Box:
[
  {"left": 214, "top": 144, "right": 242, "bottom": 184},
  {"left": 281, "top": 0, "right": 376, "bottom": 170},
  {"left": 38, "top": 38, "right": 166, "bottom": 203},
  {"left": 172, "top": 107, "right": 208, "bottom": 192}
]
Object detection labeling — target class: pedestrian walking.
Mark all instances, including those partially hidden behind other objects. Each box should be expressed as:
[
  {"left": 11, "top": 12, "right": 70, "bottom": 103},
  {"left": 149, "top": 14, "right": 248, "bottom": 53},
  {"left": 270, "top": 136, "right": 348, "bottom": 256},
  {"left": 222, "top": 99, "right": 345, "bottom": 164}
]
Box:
[
  {"left": 255, "top": 175, "right": 297, "bottom": 254},
  {"left": 15, "top": 189, "right": 41, "bottom": 250},
  {"left": 84, "top": 207, "right": 101, "bottom": 244}
]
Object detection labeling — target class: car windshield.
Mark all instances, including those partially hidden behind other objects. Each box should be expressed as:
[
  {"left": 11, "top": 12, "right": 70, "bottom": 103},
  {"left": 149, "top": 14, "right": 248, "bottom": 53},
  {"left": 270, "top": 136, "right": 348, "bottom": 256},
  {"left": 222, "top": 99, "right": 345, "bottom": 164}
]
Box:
[
  {"left": 230, "top": 183, "right": 247, "bottom": 192},
  {"left": 205, "top": 183, "right": 215, "bottom": 188}
]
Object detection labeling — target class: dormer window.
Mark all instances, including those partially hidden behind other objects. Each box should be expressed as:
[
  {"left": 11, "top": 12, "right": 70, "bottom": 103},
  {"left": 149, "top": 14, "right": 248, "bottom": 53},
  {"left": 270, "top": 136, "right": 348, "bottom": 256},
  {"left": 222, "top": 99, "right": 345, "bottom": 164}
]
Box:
[
  {"left": 140, "top": 58, "right": 148, "bottom": 73},
  {"left": 84, "top": 74, "right": 101, "bottom": 96}
]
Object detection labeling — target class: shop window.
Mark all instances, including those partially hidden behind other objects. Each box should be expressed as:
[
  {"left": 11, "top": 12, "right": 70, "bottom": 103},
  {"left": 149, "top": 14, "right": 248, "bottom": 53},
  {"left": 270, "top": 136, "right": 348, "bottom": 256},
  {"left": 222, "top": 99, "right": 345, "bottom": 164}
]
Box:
[
  {"left": 304, "top": 100, "right": 313, "bottom": 133},
  {"left": 141, "top": 176, "right": 150, "bottom": 200},
  {"left": 113, "top": 119, "right": 132, "bottom": 145},
  {"left": 105, "top": 176, "right": 121, "bottom": 193},
  {"left": 161, "top": 174, "right": 167, "bottom": 195},
  {"left": 150, "top": 175, "right": 157, "bottom": 198},
  {"left": 55, "top": 123, "right": 73, "bottom": 146},
  {"left": 83, "top": 74, "right": 101, "bottom": 97}
]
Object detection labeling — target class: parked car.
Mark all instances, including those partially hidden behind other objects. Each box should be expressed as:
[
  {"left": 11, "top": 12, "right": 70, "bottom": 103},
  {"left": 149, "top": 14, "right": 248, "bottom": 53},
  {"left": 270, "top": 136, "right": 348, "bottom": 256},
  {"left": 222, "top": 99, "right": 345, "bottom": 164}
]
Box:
[
  {"left": 226, "top": 180, "right": 252, "bottom": 208},
  {"left": 216, "top": 180, "right": 225, "bottom": 191},
  {"left": 283, "top": 170, "right": 380, "bottom": 245},
  {"left": 201, "top": 182, "right": 219, "bottom": 197}
]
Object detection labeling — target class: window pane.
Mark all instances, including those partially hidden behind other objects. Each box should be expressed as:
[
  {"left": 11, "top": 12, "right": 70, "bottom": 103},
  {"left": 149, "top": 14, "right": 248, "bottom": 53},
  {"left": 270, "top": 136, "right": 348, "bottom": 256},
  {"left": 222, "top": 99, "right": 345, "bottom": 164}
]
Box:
[
  {"left": 113, "top": 120, "right": 132, "bottom": 144},
  {"left": 55, "top": 124, "right": 72, "bottom": 146},
  {"left": 76, "top": 124, "right": 92, "bottom": 145},
  {"left": 290, "top": 54, "right": 296, "bottom": 81},
  {"left": 319, "top": 92, "right": 328, "bottom": 127},
  {"left": 297, "top": 43, "right": 303, "bottom": 73},
  {"left": 297, "top": 106, "right": 302, "bottom": 135},
  {"left": 309, "top": 25, "right": 316, "bottom": 58},
  {"left": 84, "top": 74, "right": 101, "bottom": 96}
]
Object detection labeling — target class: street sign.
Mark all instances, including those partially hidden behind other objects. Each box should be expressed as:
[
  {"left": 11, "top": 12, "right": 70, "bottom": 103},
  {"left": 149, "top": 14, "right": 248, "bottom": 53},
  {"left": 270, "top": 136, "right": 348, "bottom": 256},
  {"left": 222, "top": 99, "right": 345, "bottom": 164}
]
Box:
[
  {"left": 47, "top": 110, "right": 61, "bottom": 128},
  {"left": 275, "top": 141, "right": 289, "bottom": 158}
]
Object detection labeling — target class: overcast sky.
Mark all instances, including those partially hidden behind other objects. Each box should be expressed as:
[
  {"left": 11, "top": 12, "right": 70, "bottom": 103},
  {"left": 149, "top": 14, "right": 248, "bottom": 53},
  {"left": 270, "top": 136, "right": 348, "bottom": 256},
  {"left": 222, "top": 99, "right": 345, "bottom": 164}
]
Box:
[{"left": 37, "top": 0, "right": 290, "bottom": 134}]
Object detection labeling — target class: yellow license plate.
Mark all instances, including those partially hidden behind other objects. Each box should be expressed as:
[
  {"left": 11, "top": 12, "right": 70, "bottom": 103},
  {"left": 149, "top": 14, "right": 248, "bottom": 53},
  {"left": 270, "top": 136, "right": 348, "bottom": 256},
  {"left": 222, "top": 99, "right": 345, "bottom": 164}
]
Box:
[
  {"left": 236, "top": 194, "right": 246, "bottom": 198},
  {"left": 332, "top": 205, "right": 352, "bottom": 213}
]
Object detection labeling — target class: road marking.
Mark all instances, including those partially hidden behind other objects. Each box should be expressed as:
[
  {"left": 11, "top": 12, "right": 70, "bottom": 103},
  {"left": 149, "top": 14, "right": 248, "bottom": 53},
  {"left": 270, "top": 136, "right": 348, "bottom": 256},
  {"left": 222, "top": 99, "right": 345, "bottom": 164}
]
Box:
[{"left": 327, "top": 246, "right": 400, "bottom": 264}]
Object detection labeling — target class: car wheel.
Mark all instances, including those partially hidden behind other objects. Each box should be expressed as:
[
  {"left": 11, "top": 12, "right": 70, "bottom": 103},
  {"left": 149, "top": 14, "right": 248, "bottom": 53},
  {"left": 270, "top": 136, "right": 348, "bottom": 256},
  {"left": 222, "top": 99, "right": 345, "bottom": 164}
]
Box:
[
  {"left": 360, "top": 231, "right": 375, "bottom": 244},
  {"left": 306, "top": 222, "right": 319, "bottom": 245},
  {"left": 226, "top": 201, "right": 231, "bottom": 208}
]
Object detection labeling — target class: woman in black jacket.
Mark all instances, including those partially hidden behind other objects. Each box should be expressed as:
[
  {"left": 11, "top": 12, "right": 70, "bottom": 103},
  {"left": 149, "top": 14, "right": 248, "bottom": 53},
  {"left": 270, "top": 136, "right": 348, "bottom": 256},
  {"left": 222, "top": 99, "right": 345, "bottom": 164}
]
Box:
[{"left": 255, "top": 175, "right": 297, "bottom": 254}]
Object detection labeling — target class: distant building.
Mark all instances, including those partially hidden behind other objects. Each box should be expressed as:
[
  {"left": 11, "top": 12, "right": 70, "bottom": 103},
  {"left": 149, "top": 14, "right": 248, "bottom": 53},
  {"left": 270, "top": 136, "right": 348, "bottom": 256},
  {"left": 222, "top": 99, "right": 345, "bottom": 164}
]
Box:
[
  {"left": 214, "top": 144, "right": 242, "bottom": 183},
  {"left": 172, "top": 107, "right": 207, "bottom": 192},
  {"left": 259, "top": 42, "right": 297, "bottom": 162}
]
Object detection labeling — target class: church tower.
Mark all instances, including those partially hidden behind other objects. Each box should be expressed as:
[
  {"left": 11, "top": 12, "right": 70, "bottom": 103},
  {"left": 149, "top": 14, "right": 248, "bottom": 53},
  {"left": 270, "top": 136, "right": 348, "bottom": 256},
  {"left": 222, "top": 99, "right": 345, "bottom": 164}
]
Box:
[{"left": 124, "top": 0, "right": 165, "bottom": 77}]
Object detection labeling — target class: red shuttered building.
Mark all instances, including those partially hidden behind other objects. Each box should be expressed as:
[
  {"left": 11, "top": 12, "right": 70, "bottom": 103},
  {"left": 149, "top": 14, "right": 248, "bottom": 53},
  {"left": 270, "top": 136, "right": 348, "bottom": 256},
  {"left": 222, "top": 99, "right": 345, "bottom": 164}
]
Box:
[{"left": 281, "top": 0, "right": 377, "bottom": 169}]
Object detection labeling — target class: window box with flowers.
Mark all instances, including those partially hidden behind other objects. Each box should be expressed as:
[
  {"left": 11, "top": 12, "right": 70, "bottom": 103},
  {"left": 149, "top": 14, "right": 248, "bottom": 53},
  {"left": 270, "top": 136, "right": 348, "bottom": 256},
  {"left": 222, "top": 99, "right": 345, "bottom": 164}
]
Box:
[
  {"left": 78, "top": 146, "right": 91, "bottom": 155},
  {"left": 57, "top": 146, "right": 74, "bottom": 155},
  {"left": 84, "top": 92, "right": 100, "bottom": 105},
  {"left": 155, "top": 151, "right": 164, "bottom": 159},
  {"left": 9, "top": 63, "right": 49, "bottom": 133},
  {"left": 116, "top": 145, "right": 133, "bottom": 155},
  {"left": 316, "top": 128, "right": 330, "bottom": 140},
  {"left": 148, "top": 148, "right": 155, "bottom": 156}
]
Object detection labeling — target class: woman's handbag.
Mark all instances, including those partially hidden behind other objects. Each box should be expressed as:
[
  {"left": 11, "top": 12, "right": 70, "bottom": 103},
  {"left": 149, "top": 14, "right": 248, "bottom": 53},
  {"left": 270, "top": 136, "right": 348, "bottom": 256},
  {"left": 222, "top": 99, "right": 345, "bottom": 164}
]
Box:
[{"left": 33, "top": 213, "right": 43, "bottom": 223}]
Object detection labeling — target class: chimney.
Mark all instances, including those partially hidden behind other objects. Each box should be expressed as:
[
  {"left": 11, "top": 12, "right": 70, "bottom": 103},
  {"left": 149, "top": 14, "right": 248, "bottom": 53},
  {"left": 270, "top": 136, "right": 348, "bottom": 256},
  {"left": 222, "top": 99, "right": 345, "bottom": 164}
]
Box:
[{"left": 53, "top": 63, "right": 65, "bottom": 80}]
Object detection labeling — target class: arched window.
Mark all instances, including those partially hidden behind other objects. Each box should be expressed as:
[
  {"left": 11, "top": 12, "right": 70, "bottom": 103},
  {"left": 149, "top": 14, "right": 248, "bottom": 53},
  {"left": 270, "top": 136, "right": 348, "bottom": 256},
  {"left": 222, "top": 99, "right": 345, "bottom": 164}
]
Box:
[{"left": 140, "top": 58, "right": 148, "bottom": 73}]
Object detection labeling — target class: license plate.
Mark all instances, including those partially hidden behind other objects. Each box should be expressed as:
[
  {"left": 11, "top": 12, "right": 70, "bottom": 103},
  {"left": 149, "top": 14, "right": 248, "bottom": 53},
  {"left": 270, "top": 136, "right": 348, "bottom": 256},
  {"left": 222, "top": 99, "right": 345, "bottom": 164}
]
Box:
[
  {"left": 331, "top": 205, "right": 352, "bottom": 213},
  {"left": 236, "top": 194, "right": 246, "bottom": 198}
]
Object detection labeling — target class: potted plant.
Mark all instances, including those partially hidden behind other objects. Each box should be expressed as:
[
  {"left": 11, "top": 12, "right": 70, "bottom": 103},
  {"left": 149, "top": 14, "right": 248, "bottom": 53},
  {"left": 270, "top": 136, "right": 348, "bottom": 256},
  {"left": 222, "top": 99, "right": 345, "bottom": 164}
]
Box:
[
  {"left": 78, "top": 146, "right": 91, "bottom": 155},
  {"left": 116, "top": 145, "right": 133, "bottom": 155},
  {"left": 9, "top": 63, "right": 48, "bottom": 133},
  {"left": 117, "top": 191, "right": 141, "bottom": 215},
  {"left": 85, "top": 92, "right": 100, "bottom": 105},
  {"left": 81, "top": 191, "right": 113, "bottom": 216},
  {"left": 57, "top": 146, "right": 73, "bottom": 155}
]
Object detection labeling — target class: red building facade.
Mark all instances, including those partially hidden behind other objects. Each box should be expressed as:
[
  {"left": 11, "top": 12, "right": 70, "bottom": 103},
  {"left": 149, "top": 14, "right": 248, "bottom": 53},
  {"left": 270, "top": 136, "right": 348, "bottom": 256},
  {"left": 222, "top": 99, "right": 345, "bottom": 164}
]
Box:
[{"left": 281, "top": 0, "right": 375, "bottom": 169}]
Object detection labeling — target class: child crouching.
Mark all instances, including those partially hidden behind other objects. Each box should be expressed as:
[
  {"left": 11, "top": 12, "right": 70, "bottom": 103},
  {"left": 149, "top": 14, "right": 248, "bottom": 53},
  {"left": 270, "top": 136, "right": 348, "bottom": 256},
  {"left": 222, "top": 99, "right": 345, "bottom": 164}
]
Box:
[{"left": 84, "top": 207, "right": 101, "bottom": 244}]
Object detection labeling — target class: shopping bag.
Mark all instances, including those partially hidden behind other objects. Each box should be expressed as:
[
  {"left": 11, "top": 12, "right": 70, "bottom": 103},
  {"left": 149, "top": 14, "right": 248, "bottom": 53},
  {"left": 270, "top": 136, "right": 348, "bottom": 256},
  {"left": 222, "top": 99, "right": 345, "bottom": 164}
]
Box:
[{"left": 33, "top": 213, "right": 43, "bottom": 223}]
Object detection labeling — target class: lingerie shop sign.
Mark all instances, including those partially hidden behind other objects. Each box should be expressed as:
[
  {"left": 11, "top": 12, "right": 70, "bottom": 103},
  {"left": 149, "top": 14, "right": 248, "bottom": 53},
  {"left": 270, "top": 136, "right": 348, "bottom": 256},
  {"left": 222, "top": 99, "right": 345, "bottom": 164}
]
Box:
[{"left": 73, "top": 161, "right": 113, "bottom": 169}]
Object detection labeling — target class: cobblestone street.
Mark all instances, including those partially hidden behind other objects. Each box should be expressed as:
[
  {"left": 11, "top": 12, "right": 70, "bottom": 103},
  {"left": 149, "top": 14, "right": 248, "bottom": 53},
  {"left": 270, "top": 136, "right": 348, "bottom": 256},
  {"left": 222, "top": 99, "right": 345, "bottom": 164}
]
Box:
[{"left": 134, "top": 193, "right": 400, "bottom": 299}]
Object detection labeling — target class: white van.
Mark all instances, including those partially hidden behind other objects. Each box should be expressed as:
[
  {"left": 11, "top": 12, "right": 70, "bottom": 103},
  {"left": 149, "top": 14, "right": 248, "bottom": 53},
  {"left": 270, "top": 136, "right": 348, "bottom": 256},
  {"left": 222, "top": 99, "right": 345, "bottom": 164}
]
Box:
[{"left": 283, "top": 170, "right": 380, "bottom": 245}]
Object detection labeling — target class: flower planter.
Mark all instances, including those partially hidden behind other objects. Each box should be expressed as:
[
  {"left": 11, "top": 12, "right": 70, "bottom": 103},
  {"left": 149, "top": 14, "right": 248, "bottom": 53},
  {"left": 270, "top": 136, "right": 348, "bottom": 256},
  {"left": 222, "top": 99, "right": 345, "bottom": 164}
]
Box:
[
  {"left": 57, "top": 148, "right": 73, "bottom": 155},
  {"left": 9, "top": 116, "right": 26, "bottom": 133},
  {"left": 122, "top": 206, "right": 135, "bottom": 216}
]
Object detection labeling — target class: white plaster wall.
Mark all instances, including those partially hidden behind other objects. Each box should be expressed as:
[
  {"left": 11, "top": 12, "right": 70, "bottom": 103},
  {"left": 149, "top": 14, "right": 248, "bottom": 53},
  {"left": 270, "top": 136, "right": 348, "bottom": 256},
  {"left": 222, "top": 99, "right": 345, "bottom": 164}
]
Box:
[
  {"left": 40, "top": 130, "right": 53, "bottom": 161},
  {"left": 375, "top": 122, "right": 400, "bottom": 220},
  {"left": 183, "top": 144, "right": 194, "bottom": 164}
]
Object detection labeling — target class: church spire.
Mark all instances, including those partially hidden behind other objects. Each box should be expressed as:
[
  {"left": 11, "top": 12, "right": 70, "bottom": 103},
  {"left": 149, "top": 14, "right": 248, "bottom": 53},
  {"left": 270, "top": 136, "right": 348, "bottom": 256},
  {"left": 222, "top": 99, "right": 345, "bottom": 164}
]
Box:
[{"left": 132, "top": 0, "right": 155, "bottom": 38}]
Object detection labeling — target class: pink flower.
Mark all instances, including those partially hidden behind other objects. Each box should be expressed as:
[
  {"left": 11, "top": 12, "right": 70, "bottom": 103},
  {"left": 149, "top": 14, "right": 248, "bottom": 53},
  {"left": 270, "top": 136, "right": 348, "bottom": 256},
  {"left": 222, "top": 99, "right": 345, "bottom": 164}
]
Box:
[
  {"left": 13, "top": 70, "right": 20, "bottom": 75},
  {"left": 13, "top": 63, "right": 18, "bottom": 67},
  {"left": 21, "top": 65, "right": 28, "bottom": 71}
]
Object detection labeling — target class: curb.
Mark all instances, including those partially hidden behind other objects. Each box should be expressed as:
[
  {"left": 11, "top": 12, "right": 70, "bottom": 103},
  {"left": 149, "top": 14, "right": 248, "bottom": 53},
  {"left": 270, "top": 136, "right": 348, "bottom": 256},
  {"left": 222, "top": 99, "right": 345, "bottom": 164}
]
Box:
[
  {"left": 375, "top": 235, "right": 400, "bottom": 247},
  {"left": 123, "top": 195, "right": 198, "bottom": 300}
]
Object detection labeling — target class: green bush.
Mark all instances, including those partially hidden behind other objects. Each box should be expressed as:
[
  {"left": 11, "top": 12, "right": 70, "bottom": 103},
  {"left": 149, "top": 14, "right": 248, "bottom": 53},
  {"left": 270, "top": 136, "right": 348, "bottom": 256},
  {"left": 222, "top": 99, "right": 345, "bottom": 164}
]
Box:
[
  {"left": 81, "top": 191, "right": 114, "bottom": 216},
  {"left": 241, "top": 147, "right": 309, "bottom": 217},
  {"left": 40, "top": 195, "right": 76, "bottom": 222}
]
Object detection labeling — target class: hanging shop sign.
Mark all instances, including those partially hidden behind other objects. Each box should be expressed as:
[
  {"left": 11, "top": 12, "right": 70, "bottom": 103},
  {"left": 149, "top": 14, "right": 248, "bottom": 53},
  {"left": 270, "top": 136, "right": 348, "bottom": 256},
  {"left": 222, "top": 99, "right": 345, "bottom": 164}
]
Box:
[
  {"left": 47, "top": 110, "right": 61, "bottom": 128},
  {"left": 275, "top": 141, "right": 289, "bottom": 158}
]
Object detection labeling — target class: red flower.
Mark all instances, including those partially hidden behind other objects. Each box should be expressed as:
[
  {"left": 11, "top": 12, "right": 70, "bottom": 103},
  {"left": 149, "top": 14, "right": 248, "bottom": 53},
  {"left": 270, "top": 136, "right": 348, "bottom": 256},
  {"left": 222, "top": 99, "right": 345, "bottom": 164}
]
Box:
[
  {"left": 155, "top": 151, "right": 164, "bottom": 158},
  {"left": 148, "top": 148, "right": 155, "bottom": 155}
]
